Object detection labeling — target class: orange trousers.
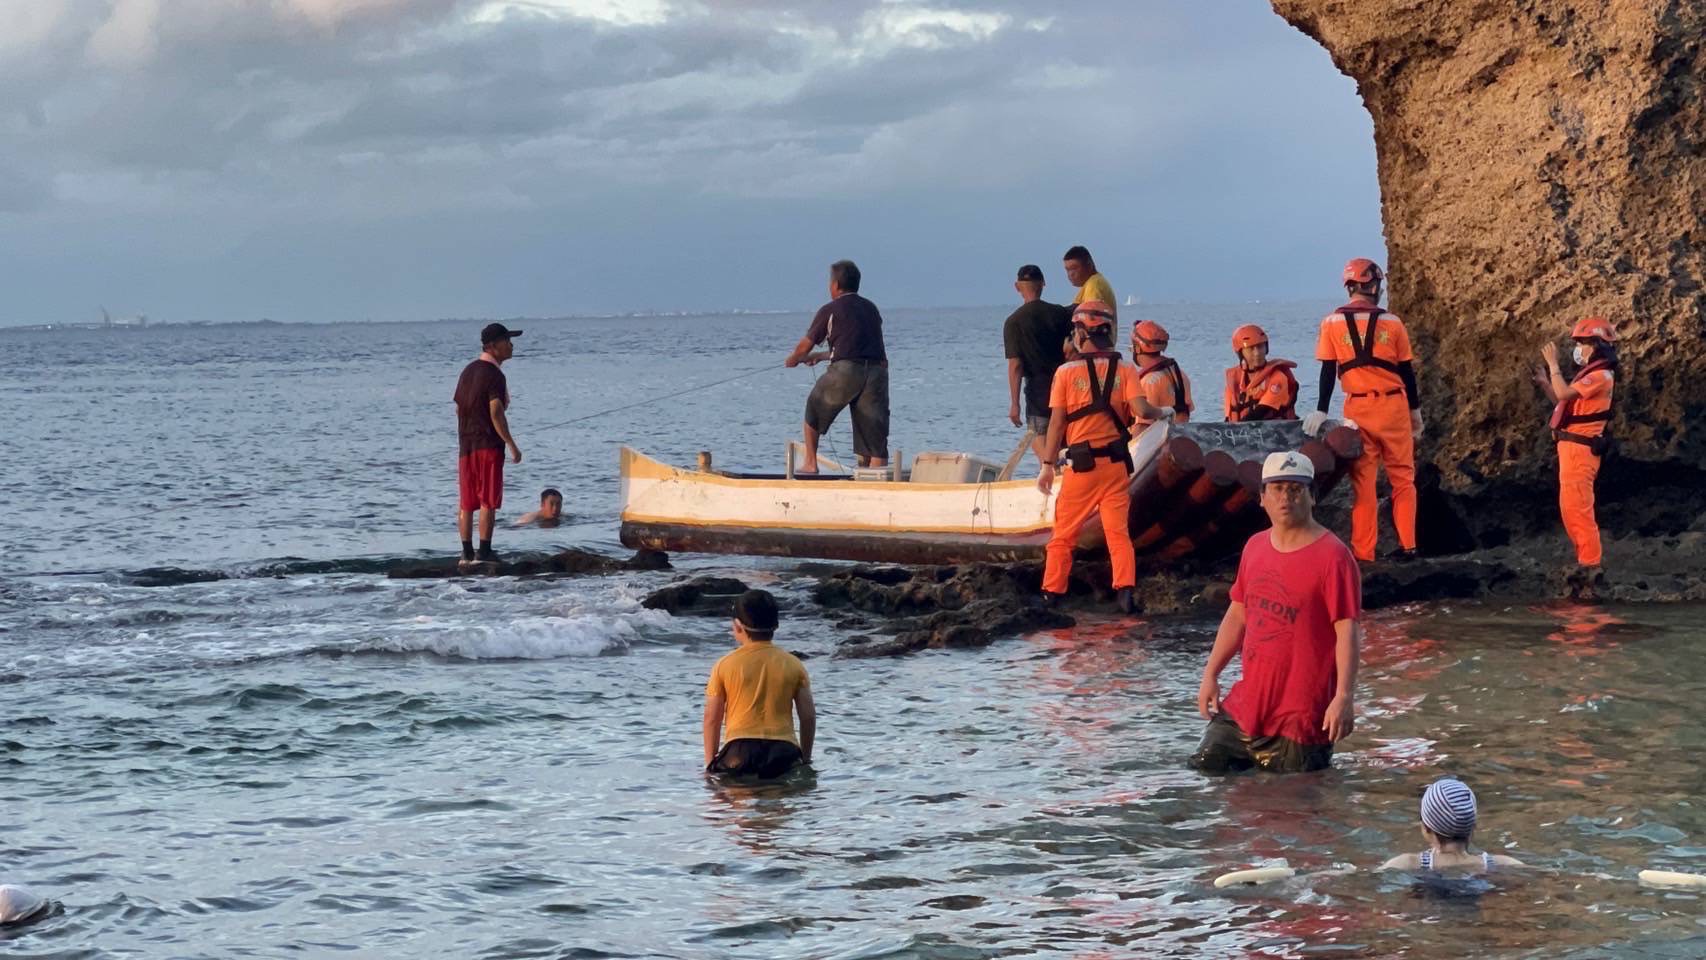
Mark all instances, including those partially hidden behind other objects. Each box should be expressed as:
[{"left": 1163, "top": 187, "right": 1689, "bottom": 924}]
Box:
[
  {"left": 1044, "top": 459, "right": 1135, "bottom": 594},
  {"left": 1557, "top": 441, "right": 1603, "bottom": 566},
  {"left": 1344, "top": 394, "right": 1417, "bottom": 561}
]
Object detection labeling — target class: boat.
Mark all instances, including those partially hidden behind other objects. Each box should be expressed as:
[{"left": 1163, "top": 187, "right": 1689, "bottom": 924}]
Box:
[{"left": 618, "top": 421, "right": 1362, "bottom": 567}]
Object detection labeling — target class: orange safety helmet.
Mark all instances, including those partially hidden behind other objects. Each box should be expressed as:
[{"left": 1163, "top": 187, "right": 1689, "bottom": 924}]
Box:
[
  {"left": 1342, "top": 258, "right": 1384, "bottom": 286},
  {"left": 1132, "top": 319, "right": 1170, "bottom": 347},
  {"left": 1571, "top": 316, "right": 1618, "bottom": 343},
  {"left": 1231, "top": 324, "right": 1268, "bottom": 353},
  {"left": 1072, "top": 300, "right": 1115, "bottom": 330}
]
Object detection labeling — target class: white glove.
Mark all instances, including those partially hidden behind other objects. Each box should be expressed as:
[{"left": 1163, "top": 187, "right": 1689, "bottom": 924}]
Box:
[
  {"left": 1301, "top": 410, "right": 1328, "bottom": 437},
  {"left": 1411, "top": 409, "right": 1425, "bottom": 439},
  {"left": 1341, "top": 418, "right": 1359, "bottom": 432}
]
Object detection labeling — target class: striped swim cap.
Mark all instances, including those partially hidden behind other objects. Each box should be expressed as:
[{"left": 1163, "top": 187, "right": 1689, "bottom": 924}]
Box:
[{"left": 1420, "top": 778, "right": 1478, "bottom": 840}]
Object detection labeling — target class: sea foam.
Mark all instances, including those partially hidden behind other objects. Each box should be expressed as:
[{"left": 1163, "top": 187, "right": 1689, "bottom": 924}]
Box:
[{"left": 369, "top": 614, "right": 641, "bottom": 660}]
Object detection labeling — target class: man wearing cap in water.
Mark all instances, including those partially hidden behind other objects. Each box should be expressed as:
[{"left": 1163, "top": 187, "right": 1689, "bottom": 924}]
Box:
[
  {"left": 454, "top": 322, "right": 523, "bottom": 567},
  {"left": 1191, "top": 450, "right": 1363, "bottom": 773},
  {"left": 1382, "top": 777, "right": 1526, "bottom": 873},
  {"left": 703, "top": 589, "right": 817, "bottom": 779}
]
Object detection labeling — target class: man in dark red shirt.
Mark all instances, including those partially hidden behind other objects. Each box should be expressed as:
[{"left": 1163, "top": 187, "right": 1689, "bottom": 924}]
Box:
[
  {"left": 1191, "top": 450, "right": 1362, "bottom": 773},
  {"left": 454, "top": 323, "right": 523, "bottom": 567},
  {"left": 784, "top": 259, "right": 888, "bottom": 473}
]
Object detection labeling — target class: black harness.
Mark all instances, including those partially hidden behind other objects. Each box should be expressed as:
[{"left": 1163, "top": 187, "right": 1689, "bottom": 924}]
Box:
[
  {"left": 1552, "top": 359, "right": 1616, "bottom": 455},
  {"left": 1336, "top": 306, "right": 1406, "bottom": 398},
  {"left": 1139, "top": 356, "right": 1192, "bottom": 417},
  {"left": 1061, "top": 353, "right": 1136, "bottom": 473}
]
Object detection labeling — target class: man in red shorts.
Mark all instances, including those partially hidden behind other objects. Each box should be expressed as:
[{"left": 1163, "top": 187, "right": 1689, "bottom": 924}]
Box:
[
  {"left": 1191, "top": 450, "right": 1362, "bottom": 773},
  {"left": 454, "top": 323, "right": 523, "bottom": 567}
]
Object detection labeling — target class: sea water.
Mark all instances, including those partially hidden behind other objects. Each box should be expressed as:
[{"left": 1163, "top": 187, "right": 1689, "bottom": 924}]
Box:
[{"left": 4, "top": 308, "right": 1704, "bottom": 958}]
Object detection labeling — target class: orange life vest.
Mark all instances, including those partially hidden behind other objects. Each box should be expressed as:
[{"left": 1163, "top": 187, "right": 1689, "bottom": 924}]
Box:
[
  {"left": 1137, "top": 356, "right": 1192, "bottom": 417},
  {"left": 1549, "top": 359, "right": 1615, "bottom": 447},
  {"left": 1224, "top": 361, "right": 1299, "bottom": 422}
]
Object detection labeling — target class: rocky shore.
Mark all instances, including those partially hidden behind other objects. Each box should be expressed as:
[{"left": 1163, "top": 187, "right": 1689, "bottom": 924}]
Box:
[{"left": 639, "top": 528, "right": 1706, "bottom": 659}]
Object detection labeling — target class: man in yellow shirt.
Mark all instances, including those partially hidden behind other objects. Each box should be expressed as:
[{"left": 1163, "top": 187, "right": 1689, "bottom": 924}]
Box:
[
  {"left": 702, "top": 589, "right": 817, "bottom": 778},
  {"left": 1064, "top": 246, "right": 1116, "bottom": 319}
]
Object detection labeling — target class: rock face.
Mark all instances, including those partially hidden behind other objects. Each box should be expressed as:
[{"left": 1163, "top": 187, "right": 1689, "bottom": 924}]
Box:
[{"left": 1272, "top": 0, "right": 1706, "bottom": 541}]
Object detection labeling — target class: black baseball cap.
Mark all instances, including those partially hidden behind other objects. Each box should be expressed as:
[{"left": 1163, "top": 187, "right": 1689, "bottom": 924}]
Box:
[
  {"left": 1016, "top": 264, "right": 1044, "bottom": 283},
  {"left": 481, "top": 322, "right": 523, "bottom": 344}
]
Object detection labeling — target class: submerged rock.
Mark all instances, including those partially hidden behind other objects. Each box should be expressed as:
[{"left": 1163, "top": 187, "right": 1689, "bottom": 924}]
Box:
[
  {"left": 640, "top": 576, "right": 750, "bottom": 617},
  {"left": 388, "top": 548, "right": 669, "bottom": 580}
]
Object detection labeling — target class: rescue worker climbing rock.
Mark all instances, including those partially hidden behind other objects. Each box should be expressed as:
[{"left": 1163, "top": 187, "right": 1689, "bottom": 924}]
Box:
[
  {"left": 1037, "top": 302, "right": 1172, "bottom": 613},
  {"left": 1303, "top": 258, "right": 1423, "bottom": 563},
  {"left": 1536, "top": 317, "right": 1618, "bottom": 600},
  {"left": 1130, "top": 320, "right": 1193, "bottom": 432},
  {"left": 1223, "top": 324, "right": 1299, "bottom": 422}
]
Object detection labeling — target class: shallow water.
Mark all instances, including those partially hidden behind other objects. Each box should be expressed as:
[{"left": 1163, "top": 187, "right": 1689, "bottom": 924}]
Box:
[{"left": 5, "top": 312, "right": 1705, "bottom": 957}]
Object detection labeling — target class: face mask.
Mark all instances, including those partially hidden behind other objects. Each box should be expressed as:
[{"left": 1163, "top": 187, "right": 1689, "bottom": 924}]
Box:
[{"left": 1572, "top": 345, "right": 1591, "bottom": 365}]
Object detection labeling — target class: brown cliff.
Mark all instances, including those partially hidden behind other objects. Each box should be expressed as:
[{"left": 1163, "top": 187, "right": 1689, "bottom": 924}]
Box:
[{"left": 1272, "top": 0, "right": 1706, "bottom": 544}]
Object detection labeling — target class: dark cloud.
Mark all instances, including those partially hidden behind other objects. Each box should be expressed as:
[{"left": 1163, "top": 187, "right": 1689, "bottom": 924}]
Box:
[{"left": 0, "top": 0, "right": 1382, "bottom": 324}]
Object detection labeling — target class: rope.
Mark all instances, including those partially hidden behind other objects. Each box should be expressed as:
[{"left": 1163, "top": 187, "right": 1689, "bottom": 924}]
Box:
[{"left": 528, "top": 361, "right": 786, "bottom": 435}]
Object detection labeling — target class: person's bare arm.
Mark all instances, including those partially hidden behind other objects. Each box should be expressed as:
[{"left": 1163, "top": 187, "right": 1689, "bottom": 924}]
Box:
[
  {"left": 513, "top": 511, "right": 538, "bottom": 527},
  {"left": 1541, "top": 342, "right": 1579, "bottom": 402},
  {"left": 785, "top": 336, "right": 828, "bottom": 367},
  {"left": 1007, "top": 359, "right": 1024, "bottom": 426},
  {"left": 794, "top": 685, "right": 816, "bottom": 764},
  {"left": 1323, "top": 619, "right": 1360, "bottom": 742},
  {"left": 702, "top": 695, "right": 726, "bottom": 768},
  {"left": 1197, "top": 601, "right": 1246, "bottom": 718},
  {"left": 489, "top": 397, "right": 521, "bottom": 463},
  {"left": 1036, "top": 405, "right": 1068, "bottom": 494},
  {"left": 1490, "top": 853, "right": 1527, "bottom": 867},
  {"left": 1380, "top": 853, "right": 1422, "bottom": 871}
]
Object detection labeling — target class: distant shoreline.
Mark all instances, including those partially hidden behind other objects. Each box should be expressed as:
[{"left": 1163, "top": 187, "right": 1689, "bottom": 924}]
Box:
[{"left": 0, "top": 299, "right": 1334, "bottom": 333}]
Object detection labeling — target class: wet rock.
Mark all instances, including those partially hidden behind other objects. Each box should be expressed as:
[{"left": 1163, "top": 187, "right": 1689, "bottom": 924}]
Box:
[
  {"left": 640, "top": 576, "right": 750, "bottom": 617},
  {"left": 120, "top": 567, "right": 231, "bottom": 588},
  {"left": 1272, "top": 0, "right": 1706, "bottom": 544},
  {"left": 1359, "top": 558, "right": 1520, "bottom": 609},
  {"left": 388, "top": 548, "right": 665, "bottom": 580}
]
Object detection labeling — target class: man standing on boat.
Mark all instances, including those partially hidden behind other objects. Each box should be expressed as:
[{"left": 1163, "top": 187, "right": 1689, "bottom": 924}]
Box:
[
  {"left": 454, "top": 322, "right": 523, "bottom": 568},
  {"left": 1191, "top": 451, "right": 1362, "bottom": 773},
  {"left": 1303, "top": 258, "right": 1422, "bottom": 563},
  {"left": 1004, "top": 264, "right": 1076, "bottom": 467},
  {"left": 785, "top": 260, "right": 889, "bottom": 473},
  {"left": 1036, "top": 301, "right": 1173, "bottom": 613},
  {"left": 1063, "top": 246, "right": 1116, "bottom": 319}
]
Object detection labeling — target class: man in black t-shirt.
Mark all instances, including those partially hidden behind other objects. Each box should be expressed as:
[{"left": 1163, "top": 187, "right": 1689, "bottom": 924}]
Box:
[
  {"left": 1003, "top": 264, "right": 1075, "bottom": 469},
  {"left": 784, "top": 259, "right": 889, "bottom": 473},
  {"left": 453, "top": 323, "right": 523, "bottom": 567}
]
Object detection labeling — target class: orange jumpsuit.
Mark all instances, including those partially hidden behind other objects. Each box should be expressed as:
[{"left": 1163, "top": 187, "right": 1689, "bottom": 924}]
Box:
[
  {"left": 1131, "top": 355, "right": 1193, "bottom": 433},
  {"left": 1315, "top": 303, "right": 1417, "bottom": 561},
  {"left": 1223, "top": 361, "right": 1299, "bottom": 422},
  {"left": 1044, "top": 355, "right": 1141, "bottom": 594},
  {"left": 1550, "top": 363, "right": 1614, "bottom": 566}
]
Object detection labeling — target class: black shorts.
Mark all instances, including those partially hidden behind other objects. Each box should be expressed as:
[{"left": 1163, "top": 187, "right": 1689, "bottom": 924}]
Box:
[
  {"left": 804, "top": 360, "right": 890, "bottom": 460},
  {"left": 707, "top": 738, "right": 803, "bottom": 779},
  {"left": 1189, "top": 712, "right": 1332, "bottom": 774}
]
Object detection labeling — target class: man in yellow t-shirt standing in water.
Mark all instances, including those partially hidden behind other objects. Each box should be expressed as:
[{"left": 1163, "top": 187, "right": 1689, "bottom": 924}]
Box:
[
  {"left": 702, "top": 590, "right": 817, "bottom": 779},
  {"left": 1063, "top": 246, "right": 1116, "bottom": 319}
]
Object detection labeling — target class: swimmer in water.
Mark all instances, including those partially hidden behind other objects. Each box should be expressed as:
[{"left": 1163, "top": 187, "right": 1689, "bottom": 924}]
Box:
[
  {"left": 1381, "top": 777, "right": 1526, "bottom": 873},
  {"left": 515, "top": 487, "right": 563, "bottom": 527}
]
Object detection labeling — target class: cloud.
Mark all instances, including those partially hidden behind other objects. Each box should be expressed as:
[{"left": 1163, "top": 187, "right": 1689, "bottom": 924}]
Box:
[{"left": 0, "top": 0, "right": 1381, "bottom": 322}]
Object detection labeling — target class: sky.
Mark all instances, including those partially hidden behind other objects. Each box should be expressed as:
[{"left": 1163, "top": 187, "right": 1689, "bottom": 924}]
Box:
[{"left": 0, "top": 0, "right": 1383, "bottom": 324}]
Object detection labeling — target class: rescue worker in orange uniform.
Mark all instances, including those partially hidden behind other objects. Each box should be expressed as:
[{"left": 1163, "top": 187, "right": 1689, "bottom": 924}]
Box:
[
  {"left": 1536, "top": 317, "right": 1617, "bottom": 596},
  {"left": 1302, "top": 258, "right": 1423, "bottom": 563},
  {"left": 1130, "top": 320, "right": 1193, "bottom": 433},
  {"left": 1037, "top": 302, "right": 1173, "bottom": 613},
  {"left": 1223, "top": 324, "right": 1299, "bottom": 422}
]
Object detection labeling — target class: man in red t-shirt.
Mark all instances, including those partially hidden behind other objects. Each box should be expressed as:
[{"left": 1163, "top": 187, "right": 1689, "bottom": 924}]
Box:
[
  {"left": 454, "top": 323, "right": 523, "bottom": 567},
  {"left": 1190, "top": 450, "right": 1362, "bottom": 773}
]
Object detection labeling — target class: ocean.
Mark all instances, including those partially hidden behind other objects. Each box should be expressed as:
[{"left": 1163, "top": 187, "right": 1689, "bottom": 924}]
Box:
[{"left": 3, "top": 306, "right": 1703, "bottom": 958}]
